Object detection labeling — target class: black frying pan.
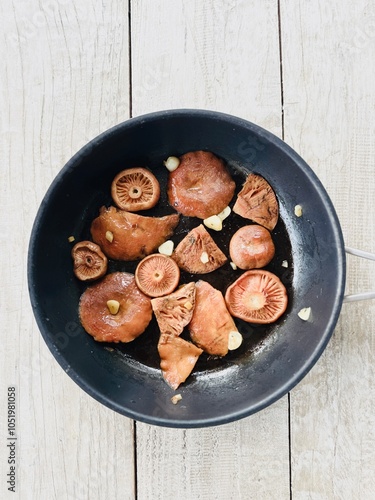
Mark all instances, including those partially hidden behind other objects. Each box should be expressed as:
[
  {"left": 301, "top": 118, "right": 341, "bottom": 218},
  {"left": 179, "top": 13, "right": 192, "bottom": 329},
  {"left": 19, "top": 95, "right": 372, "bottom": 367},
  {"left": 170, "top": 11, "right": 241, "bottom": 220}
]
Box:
[{"left": 28, "top": 109, "right": 346, "bottom": 428}]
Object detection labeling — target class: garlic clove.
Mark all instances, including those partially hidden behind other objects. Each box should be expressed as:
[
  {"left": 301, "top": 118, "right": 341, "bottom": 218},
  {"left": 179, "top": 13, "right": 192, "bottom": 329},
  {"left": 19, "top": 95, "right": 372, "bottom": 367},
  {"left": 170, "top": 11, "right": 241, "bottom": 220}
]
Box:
[
  {"left": 217, "top": 206, "right": 231, "bottom": 221},
  {"left": 200, "top": 251, "right": 209, "bottom": 264},
  {"left": 107, "top": 300, "right": 120, "bottom": 315},
  {"left": 203, "top": 215, "right": 223, "bottom": 231},
  {"left": 171, "top": 394, "right": 182, "bottom": 404},
  {"left": 106, "top": 230, "right": 114, "bottom": 243},
  {"left": 158, "top": 239, "right": 174, "bottom": 256},
  {"left": 294, "top": 205, "right": 303, "bottom": 217},
  {"left": 183, "top": 300, "right": 193, "bottom": 311},
  {"left": 164, "top": 156, "right": 180, "bottom": 172},
  {"left": 298, "top": 307, "right": 311, "bottom": 321}
]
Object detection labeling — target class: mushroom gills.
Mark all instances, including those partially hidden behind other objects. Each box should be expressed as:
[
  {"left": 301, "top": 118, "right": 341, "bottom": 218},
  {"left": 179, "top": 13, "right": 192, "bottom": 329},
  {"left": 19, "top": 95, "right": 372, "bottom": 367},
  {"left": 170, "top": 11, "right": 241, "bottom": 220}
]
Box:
[
  {"left": 225, "top": 270, "right": 288, "bottom": 324},
  {"left": 135, "top": 254, "right": 180, "bottom": 298},
  {"left": 151, "top": 282, "right": 196, "bottom": 336},
  {"left": 71, "top": 240, "right": 108, "bottom": 281},
  {"left": 111, "top": 167, "right": 160, "bottom": 211},
  {"left": 233, "top": 173, "right": 279, "bottom": 231}
]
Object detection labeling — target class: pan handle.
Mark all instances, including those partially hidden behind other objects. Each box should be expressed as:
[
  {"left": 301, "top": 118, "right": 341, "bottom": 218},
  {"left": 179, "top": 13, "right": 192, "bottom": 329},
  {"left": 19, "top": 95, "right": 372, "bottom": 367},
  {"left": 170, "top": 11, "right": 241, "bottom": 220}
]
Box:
[{"left": 343, "top": 247, "right": 375, "bottom": 302}]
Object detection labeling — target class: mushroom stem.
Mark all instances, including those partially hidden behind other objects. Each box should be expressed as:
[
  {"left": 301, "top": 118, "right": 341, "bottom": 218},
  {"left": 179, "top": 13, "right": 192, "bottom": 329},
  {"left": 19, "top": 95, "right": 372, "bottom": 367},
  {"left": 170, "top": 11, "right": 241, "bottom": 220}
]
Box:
[
  {"left": 247, "top": 292, "right": 267, "bottom": 310},
  {"left": 129, "top": 187, "right": 142, "bottom": 199}
]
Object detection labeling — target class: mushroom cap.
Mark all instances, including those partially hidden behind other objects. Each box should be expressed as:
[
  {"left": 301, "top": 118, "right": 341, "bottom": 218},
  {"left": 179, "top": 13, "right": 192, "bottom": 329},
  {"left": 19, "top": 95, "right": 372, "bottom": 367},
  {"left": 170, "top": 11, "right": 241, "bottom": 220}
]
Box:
[
  {"left": 158, "top": 333, "right": 203, "bottom": 390},
  {"left": 79, "top": 272, "right": 152, "bottom": 342},
  {"left": 111, "top": 167, "right": 160, "bottom": 211},
  {"left": 90, "top": 206, "right": 180, "bottom": 260},
  {"left": 172, "top": 224, "right": 227, "bottom": 274},
  {"left": 229, "top": 224, "right": 275, "bottom": 270},
  {"left": 135, "top": 254, "right": 180, "bottom": 297},
  {"left": 71, "top": 240, "right": 108, "bottom": 281},
  {"left": 189, "top": 280, "right": 236, "bottom": 356},
  {"left": 233, "top": 173, "right": 279, "bottom": 230},
  {"left": 151, "top": 282, "right": 196, "bottom": 336},
  {"left": 168, "top": 150, "right": 236, "bottom": 219},
  {"left": 225, "top": 270, "right": 288, "bottom": 324}
]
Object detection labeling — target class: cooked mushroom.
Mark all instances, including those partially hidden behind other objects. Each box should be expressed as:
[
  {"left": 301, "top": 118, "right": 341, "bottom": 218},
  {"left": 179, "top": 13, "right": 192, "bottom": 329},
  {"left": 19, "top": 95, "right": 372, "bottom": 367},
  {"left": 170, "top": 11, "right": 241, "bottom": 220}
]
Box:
[
  {"left": 233, "top": 173, "right": 279, "bottom": 230},
  {"left": 158, "top": 333, "right": 203, "bottom": 390},
  {"left": 225, "top": 270, "right": 288, "bottom": 324},
  {"left": 90, "top": 206, "right": 179, "bottom": 260},
  {"left": 135, "top": 254, "right": 180, "bottom": 297},
  {"left": 168, "top": 150, "right": 235, "bottom": 219},
  {"left": 229, "top": 225, "right": 275, "bottom": 270},
  {"left": 189, "top": 280, "right": 237, "bottom": 356},
  {"left": 172, "top": 224, "right": 227, "bottom": 274},
  {"left": 151, "top": 282, "right": 196, "bottom": 336},
  {"left": 79, "top": 272, "right": 152, "bottom": 342},
  {"left": 71, "top": 241, "right": 108, "bottom": 281},
  {"left": 111, "top": 167, "right": 160, "bottom": 211}
]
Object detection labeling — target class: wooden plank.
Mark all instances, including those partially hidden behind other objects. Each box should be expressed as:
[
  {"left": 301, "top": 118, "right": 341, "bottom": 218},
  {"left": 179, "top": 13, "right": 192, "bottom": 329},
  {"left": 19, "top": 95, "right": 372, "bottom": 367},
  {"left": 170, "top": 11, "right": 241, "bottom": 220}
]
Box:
[
  {"left": 281, "top": 0, "right": 375, "bottom": 497},
  {"left": 0, "top": 1, "right": 134, "bottom": 499},
  {"left": 137, "top": 399, "right": 289, "bottom": 500},
  {"left": 131, "top": 0, "right": 282, "bottom": 136},
  {"left": 132, "top": 1, "right": 290, "bottom": 498}
]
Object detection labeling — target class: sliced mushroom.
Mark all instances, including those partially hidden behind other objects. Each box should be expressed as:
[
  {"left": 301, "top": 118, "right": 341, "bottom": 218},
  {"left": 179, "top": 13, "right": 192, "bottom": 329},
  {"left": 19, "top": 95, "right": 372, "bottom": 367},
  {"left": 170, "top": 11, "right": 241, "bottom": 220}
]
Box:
[
  {"left": 71, "top": 241, "right": 108, "bottom": 281},
  {"left": 189, "top": 280, "right": 237, "bottom": 356},
  {"left": 90, "top": 206, "right": 179, "bottom": 260},
  {"left": 135, "top": 254, "right": 180, "bottom": 297},
  {"left": 233, "top": 173, "right": 279, "bottom": 230},
  {"left": 111, "top": 167, "right": 160, "bottom": 211},
  {"left": 229, "top": 224, "right": 275, "bottom": 270},
  {"left": 151, "top": 282, "right": 196, "bottom": 336},
  {"left": 158, "top": 333, "right": 203, "bottom": 390},
  {"left": 225, "top": 270, "right": 288, "bottom": 324},
  {"left": 168, "top": 150, "right": 235, "bottom": 219},
  {"left": 172, "top": 224, "right": 227, "bottom": 274},
  {"left": 79, "top": 272, "right": 152, "bottom": 342}
]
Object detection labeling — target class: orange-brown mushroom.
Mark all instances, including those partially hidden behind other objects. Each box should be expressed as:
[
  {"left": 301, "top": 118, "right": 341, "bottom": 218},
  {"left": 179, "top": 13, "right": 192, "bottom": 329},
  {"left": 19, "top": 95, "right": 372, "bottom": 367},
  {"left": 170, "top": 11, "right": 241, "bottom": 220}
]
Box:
[
  {"left": 229, "top": 225, "right": 275, "bottom": 270},
  {"left": 189, "top": 280, "right": 237, "bottom": 356},
  {"left": 158, "top": 333, "right": 203, "bottom": 390},
  {"left": 111, "top": 167, "right": 160, "bottom": 211},
  {"left": 135, "top": 254, "right": 180, "bottom": 297},
  {"left": 225, "top": 270, "right": 288, "bottom": 324},
  {"left": 168, "top": 150, "right": 235, "bottom": 219},
  {"left": 90, "top": 206, "right": 179, "bottom": 261},
  {"left": 172, "top": 224, "right": 227, "bottom": 274},
  {"left": 79, "top": 272, "right": 152, "bottom": 342},
  {"left": 151, "top": 282, "right": 196, "bottom": 336},
  {"left": 71, "top": 241, "right": 108, "bottom": 281},
  {"left": 233, "top": 173, "right": 279, "bottom": 230}
]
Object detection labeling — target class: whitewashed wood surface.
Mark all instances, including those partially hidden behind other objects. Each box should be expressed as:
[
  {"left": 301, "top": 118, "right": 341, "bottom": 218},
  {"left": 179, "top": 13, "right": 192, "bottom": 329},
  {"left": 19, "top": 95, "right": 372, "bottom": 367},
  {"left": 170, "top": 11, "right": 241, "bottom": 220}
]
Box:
[{"left": 1, "top": 0, "right": 374, "bottom": 499}]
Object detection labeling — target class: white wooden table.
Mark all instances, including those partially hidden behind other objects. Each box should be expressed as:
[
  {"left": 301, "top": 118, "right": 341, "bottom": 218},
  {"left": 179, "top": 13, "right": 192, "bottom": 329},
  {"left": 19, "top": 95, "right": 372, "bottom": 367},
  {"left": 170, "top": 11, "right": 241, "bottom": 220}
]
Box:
[{"left": 1, "top": 1, "right": 375, "bottom": 498}]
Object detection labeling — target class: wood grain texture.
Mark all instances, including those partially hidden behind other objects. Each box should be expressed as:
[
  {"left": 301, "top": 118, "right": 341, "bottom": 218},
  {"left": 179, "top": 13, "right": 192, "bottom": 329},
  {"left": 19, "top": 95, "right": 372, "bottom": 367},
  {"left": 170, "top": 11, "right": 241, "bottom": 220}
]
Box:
[
  {"left": 0, "top": 1, "right": 134, "bottom": 499},
  {"left": 2, "top": 0, "right": 375, "bottom": 498},
  {"left": 136, "top": 399, "right": 289, "bottom": 500},
  {"left": 131, "top": 1, "right": 290, "bottom": 499},
  {"left": 131, "top": 0, "right": 282, "bottom": 136},
  {"left": 281, "top": 0, "right": 375, "bottom": 497}
]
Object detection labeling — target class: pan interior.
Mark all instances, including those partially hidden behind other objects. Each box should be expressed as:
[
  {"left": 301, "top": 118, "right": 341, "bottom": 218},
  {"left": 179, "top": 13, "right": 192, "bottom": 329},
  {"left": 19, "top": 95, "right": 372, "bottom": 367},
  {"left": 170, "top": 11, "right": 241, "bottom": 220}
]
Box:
[{"left": 28, "top": 110, "right": 345, "bottom": 427}]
